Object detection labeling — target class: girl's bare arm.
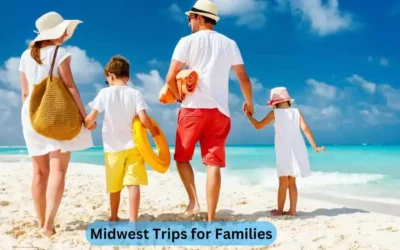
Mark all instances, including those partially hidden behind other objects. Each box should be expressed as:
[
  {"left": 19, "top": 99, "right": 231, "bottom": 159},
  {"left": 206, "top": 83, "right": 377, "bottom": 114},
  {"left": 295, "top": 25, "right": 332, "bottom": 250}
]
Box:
[
  {"left": 299, "top": 111, "right": 325, "bottom": 152},
  {"left": 246, "top": 110, "right": 275, "bottom": 130}
]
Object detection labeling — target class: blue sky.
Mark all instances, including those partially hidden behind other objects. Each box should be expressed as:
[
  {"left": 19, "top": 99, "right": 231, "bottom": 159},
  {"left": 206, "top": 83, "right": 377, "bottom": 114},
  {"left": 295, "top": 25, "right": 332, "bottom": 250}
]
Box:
[{"left": 0, "top": 0, "right": 400, "bottom": 146}]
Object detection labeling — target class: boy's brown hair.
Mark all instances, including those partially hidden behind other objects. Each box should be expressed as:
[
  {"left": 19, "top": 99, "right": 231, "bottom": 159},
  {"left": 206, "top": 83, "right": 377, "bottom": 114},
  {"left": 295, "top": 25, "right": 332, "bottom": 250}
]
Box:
[{"left": 104, "top": 55, "right": 130, "bottom": 79}]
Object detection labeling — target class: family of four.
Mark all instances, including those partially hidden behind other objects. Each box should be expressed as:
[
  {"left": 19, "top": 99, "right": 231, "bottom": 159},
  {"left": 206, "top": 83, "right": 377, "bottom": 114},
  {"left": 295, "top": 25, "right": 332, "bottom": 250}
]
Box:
[{"left": 18, "top": 0, "right": 324, "bottom": 238}]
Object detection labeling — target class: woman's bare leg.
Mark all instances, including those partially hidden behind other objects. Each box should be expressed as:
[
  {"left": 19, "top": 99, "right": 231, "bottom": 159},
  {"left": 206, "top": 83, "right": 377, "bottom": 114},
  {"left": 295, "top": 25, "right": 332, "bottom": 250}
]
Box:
[
  {"left": 31, "top": 154, "right": 50, "bottom": 228},
  {"left": 42, "top": 150, "right": 70, "bottom": 237}
]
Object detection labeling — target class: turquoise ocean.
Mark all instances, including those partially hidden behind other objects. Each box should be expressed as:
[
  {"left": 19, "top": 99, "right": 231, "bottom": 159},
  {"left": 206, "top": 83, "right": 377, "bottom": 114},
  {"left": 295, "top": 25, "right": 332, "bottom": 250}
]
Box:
[{"left": 1, "top": 145, "right": 400, "bottom": 207}]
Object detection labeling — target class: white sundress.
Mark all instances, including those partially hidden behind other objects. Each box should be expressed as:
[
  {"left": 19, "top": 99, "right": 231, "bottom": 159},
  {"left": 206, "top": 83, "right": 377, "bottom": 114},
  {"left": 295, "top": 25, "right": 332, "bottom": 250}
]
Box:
[
  {"left": 273, "top": 108, "right": 311, "bottom": 178},
  {"left": 18, "top": 45, "right": 93, "bottom": 157}
]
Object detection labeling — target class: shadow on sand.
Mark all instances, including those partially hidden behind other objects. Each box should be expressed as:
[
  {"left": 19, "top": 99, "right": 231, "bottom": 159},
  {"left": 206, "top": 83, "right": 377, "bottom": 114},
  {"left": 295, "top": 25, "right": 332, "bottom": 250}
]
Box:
[{"left": 66, "top": 206, "right": 368, "bottom": 231}]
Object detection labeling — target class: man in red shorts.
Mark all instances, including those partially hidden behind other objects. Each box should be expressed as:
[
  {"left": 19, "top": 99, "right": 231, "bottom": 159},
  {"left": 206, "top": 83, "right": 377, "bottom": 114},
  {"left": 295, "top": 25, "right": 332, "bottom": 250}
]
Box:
[{"left": 165, "top": 0, "right": 254, "bottom": 221}]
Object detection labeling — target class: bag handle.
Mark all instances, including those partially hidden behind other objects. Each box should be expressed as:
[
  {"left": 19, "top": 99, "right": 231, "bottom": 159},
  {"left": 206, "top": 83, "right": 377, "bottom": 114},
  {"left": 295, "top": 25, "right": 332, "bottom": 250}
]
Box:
[{"left": 49, "top": 46, "right": 60, "bottom": 81}]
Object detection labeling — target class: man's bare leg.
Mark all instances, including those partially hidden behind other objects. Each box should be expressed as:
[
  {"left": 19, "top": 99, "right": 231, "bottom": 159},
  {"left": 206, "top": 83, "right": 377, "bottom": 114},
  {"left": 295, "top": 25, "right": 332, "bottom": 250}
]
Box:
[
  {"left": 206, "top": 165, "right": 221, "bottom": 221},
  {"left": 176, "top": 161, "right": 200, "bottom": 217}
]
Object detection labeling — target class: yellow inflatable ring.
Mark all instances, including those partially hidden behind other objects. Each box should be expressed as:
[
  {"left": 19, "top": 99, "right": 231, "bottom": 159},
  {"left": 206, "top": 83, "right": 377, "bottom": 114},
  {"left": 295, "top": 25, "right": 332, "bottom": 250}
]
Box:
[{"left": 133, "top": 116, "right": 171, "bottom": 173}]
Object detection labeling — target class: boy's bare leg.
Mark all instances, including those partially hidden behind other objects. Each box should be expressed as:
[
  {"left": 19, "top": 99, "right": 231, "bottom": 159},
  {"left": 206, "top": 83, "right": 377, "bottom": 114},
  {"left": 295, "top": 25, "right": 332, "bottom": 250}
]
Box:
[
  {"left": 128, "top": 185, "right": 140, "bottom": 221},
  {"left": 109, "top": 191, "right": 121, "bottom": 221},
  {"left": 288, "top": 177, "right": 297, "bottom": 216}
]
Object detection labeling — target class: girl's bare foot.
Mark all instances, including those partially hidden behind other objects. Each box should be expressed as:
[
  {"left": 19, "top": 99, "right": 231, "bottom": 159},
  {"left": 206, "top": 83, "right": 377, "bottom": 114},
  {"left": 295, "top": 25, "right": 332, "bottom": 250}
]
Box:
[
  {"left": 108, "top": 216, "right": 120, "bottom": 222},
  {"left": 270, "top": 209, "right": 284, "bottom": 216},
  {"left": 283, "top": 210, "right": 296, "bottom": 216}
]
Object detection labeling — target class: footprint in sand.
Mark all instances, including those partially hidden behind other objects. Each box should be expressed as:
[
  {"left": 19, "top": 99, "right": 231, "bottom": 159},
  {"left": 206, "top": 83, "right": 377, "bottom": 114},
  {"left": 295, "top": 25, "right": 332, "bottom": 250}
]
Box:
[{"left": 0, "top": 201, "right": 10, "bottom": 206}]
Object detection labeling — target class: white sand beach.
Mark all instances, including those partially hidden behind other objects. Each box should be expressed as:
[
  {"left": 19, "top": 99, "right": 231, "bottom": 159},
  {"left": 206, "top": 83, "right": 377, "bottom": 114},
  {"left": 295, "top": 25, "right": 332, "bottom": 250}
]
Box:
[{"left": 0, "top": 160, "right": 399, "bottom": 250}]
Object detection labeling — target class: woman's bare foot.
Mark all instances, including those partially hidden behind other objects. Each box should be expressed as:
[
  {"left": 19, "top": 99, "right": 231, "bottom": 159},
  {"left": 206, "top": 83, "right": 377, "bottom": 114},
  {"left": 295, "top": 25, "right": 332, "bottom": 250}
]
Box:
[
  {"left": 182, "top": 203, "right": 200, "bottom": 219},
  {"left": 41, "top": 227, "right": 56, "bottom": 238}
]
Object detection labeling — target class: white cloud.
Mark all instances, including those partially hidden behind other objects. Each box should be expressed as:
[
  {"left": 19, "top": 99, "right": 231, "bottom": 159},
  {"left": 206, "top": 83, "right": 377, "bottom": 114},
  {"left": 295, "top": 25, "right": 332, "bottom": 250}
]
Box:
[
  {"left": 380, "top": 57, "right": 389, "bottom": 67},
  {"left": 135, "top": 70, "right": 165, "bottom": 104},
  {"left": 250, "top": 78, "right": 264, "bottom": 91},
  {"left": 359, "top": 104, "right": 396, "bottom": 126},
  {"left": 299, "top": 104, "right": 341, "bottom": 120},
  {"left": 368, "top": 56, "right": 389, "bottom": 67},
  {"left": 0, "top": 57, "right": 20, "bottom": 90},
  {"left": 0, "top": 89, "right": 19, "bottom": 109},
  {"left": 278, "top": 0, "right": 354, "bottom": 36},
  {"left": 378, "top": 84, "right": 400, "bottom": 111},
  {"left": 148, "top": 58, "right": 164, "bottom": 68},
  {"left": 168, "top": 3, "right": 185, "bottom": 23},
  {"left": 306, "top": 78, "right": 337, "bottom": 100},
  {"left": 64, "top": 46, "right": 103, "bottom": 84},
  {"left": 214, "top": 0, "right": 267, "bottom": 29},
  {"left": 0, "top": 46, "right": 103, "bottom": 90},
  {"left": 346, "top": 74, "right": 376, "bottom": 94}
]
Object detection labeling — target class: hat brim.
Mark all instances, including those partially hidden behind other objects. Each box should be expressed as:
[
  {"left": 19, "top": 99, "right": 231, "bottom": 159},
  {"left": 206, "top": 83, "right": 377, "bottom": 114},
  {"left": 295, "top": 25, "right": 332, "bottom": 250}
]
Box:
[
  {"left": 268, "top": 98, "right": 295, "bottom": 106},
  {"left": 29, "top": 19, "right": 82, "bottom": 47},
  {"left": 185, "top": 10, "right": 220, "bottom": 22}
]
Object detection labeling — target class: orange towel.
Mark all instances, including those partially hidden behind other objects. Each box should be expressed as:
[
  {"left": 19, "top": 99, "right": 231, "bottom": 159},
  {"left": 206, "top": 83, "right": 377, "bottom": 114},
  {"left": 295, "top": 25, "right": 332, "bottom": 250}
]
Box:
[{"left": 159, "top": 69, "right": 198, "bottom": 104}]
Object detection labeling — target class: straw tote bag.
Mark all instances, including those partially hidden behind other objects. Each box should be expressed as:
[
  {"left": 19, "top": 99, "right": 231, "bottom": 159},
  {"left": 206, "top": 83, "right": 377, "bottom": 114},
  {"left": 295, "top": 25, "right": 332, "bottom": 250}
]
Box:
[{"left": 29, "top": 46, "right": 82, "bottom": 140}]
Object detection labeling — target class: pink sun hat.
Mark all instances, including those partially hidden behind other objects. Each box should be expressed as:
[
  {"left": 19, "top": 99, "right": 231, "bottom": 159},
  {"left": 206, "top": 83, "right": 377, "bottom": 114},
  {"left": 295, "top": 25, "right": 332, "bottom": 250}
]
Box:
[{"left": 267, "top": 87, "right": 295, "bottom": 106}]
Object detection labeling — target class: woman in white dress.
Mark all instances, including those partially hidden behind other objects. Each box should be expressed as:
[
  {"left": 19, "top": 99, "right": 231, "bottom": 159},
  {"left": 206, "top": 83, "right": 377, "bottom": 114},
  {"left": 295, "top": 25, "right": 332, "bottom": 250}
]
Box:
[
  {"left": 244, "top": 87, "right": 326, "bottom": 217},
  {"left": 18, "top": 12, "right": 94, "bottom": 237}
]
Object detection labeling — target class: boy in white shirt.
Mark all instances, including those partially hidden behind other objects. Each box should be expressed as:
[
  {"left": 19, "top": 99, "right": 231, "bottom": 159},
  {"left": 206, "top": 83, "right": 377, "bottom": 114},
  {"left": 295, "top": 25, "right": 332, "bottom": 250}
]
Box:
[{"left": 84, "top": 55, "right": 159, "bottom": 221}]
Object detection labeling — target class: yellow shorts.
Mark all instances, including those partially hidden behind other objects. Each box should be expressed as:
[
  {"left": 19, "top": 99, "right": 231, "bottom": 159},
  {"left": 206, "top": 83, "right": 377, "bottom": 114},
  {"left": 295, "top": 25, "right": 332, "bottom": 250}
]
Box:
[{"left": 104, "top": 147, "right": 148, "bottom": 193}]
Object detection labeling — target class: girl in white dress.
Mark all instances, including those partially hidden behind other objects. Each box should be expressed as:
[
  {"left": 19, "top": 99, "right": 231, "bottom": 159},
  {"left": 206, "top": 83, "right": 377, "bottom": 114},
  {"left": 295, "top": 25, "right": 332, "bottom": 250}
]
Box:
[
  {"left": 18, "top": 12, "right": 94, "bottom": 237},
  {"left": 245, "top": 87, "right": 325, "bottom": 216}
]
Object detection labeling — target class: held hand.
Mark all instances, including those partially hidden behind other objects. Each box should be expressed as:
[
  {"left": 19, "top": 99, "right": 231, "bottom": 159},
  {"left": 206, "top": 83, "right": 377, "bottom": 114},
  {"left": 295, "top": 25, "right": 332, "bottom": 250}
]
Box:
[
  {"left": 242, "top": 102, "right": 254, "bottom": 116},
  {"left": 150, "top": 126, "right": 160, "bottom": 137},
  {"left": 88, "top": 121, "right": 97, "bottom": 131}
]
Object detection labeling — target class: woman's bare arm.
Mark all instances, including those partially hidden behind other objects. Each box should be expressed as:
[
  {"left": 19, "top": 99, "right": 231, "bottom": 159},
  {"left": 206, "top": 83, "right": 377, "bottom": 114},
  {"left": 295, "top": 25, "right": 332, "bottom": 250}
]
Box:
[
  {"left": 58, "top": 56, "right": 87, "bottom": 120},
  {"left": 20, "top": 72, "right": 29, "bottom": 103}
]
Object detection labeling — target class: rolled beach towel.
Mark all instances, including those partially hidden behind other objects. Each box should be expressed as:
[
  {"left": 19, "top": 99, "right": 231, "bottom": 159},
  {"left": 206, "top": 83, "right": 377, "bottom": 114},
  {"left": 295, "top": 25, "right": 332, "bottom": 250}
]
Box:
[{"left": 159, "top": 69, "right": 198, "bottom": 104}]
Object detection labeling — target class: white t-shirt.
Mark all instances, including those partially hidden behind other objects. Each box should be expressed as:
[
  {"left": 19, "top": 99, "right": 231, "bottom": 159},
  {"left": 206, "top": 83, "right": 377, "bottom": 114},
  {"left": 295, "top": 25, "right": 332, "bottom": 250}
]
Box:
[
  {"left": 171, "top": 30, "right": 244, "bottom": 117},
  {"left": 89, "top": 86, "right": 148, "bottom": 153}
]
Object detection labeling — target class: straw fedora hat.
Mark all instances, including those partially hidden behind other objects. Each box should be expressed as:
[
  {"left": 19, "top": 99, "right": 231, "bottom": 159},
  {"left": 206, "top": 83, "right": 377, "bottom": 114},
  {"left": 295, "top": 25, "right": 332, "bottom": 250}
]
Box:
[
  {"left": 267, "top": 87, "right": 295, "bottom": 106},
  {"left": 185, "top": 0, "right": 220, "bottom": 22},
  {"left": 29, "top": 11, "right": 82, "bottom": 47}
]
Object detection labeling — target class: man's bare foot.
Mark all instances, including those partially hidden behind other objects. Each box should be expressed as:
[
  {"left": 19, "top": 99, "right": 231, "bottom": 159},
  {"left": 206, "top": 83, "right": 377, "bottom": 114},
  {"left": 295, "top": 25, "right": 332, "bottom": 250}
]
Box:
[
  {"left": 108, "top": 216, "right": 120, "bottom": 222},
  {"left": 182, "top": 202, "right": 200, "bottom": 219}
]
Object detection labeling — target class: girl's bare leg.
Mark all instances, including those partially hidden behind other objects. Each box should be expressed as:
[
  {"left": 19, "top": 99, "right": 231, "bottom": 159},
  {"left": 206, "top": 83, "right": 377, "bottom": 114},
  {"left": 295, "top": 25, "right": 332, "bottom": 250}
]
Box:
[
  {"left": 273, "top": 177, "right": 289, "bottom": 215},
  {"left": 288, "top": 176, "right": 297, "bottom": 216}
]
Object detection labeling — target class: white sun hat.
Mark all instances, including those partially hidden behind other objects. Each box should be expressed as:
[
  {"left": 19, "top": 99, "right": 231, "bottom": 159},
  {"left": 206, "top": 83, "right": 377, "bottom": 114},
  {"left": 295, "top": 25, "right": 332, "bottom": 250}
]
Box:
[
  {"left": 267, "top": 87, "right": 295, "bottom": 106},
  {"left": 29, "top": 11, "right": 82, "bottom": 47},
  {"left": 185, "top": 0, "right": 220, "bottom": 22}
]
